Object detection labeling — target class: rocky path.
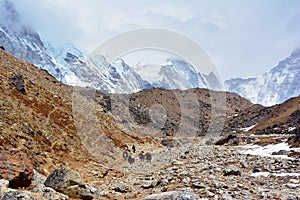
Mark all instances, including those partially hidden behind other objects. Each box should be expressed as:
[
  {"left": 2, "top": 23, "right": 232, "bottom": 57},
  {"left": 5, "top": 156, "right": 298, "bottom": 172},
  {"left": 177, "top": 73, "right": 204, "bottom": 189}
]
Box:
[
  {"left": 1, "top": 136, "right": 299, "bottom": 200},
  {"left": 94, "top": 137, "right": 300, "bottom": 200}
]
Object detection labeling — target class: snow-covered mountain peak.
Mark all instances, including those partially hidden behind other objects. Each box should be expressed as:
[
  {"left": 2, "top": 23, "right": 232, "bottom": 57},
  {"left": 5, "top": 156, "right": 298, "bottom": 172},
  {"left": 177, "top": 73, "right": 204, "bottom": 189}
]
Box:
[
  {"left": 132, "top": 57, "right": 220, "bottom": 91},
  {"left": 2, "top": 0, "right": 299, "bottom": 103},
  {"left": 225, "top": 48, "right": 300, "bottom": 106}
]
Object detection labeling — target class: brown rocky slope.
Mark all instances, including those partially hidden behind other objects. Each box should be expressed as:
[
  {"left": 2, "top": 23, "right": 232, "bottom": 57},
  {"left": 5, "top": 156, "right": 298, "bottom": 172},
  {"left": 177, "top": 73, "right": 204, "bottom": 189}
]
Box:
[{"left": 0, "top": 48, "right": 150, "bottom": 185}]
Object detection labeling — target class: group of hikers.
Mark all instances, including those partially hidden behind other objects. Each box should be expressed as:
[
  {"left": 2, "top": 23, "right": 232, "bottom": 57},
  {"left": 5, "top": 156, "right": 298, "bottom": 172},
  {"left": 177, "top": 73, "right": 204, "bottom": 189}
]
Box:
[{"left": 122, "top": 145, "right": 152, "bottom": 164}]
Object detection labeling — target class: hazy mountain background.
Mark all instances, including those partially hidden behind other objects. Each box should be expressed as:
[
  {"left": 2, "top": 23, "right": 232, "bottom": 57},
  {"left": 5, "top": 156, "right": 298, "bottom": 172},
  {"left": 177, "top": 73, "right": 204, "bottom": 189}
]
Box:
[{"left": 1, "top": 0, "right": 299, "bottom": 105}]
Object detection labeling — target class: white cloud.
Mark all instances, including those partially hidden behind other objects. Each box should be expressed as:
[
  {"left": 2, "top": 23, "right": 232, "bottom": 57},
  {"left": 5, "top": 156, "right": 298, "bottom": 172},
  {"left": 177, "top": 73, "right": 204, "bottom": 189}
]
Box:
[{"left": 7, "top": 0, "right": 300, "bottom": 80}]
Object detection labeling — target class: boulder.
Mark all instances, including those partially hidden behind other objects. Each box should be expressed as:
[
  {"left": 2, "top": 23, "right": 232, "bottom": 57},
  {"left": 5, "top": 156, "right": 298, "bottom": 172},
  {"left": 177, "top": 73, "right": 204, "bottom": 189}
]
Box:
[
  {"left": 0, "top": 179, "right": 9, "bottom": 192},
  {"left": 271, "top": 150, "right": 290, "bottom": 155},
  {"left": 9, "top": 74, "right": 26, "bottom": 94},
  {"left": 112, "top": 182, "right": 130, "bottom": 193},
  {"left": 44, "top": 168, "right": 94, "bottom": 200},
  {"left": 62, "top": 185, "right": 94, "bottom": 200},
  {"left": 143, "top": 190, "right": 201, "bottom": 200},
  {"left": 0, "top": 150, "right": 34, "bottom": 188},
  {"left": 31, "top": 171, "right": 69, "bottom": 200},
  {"left": 44, "top": 168, "right": 83, "bottom": 190},
  {"left": 191, "top": 182, "right": 206, "bottom": 189},
  {"left": 214, "top": 134, "right": 237, "bottom": 145},
  {"left": 223, "top": 166, "right": 241, "bottom": 176}
]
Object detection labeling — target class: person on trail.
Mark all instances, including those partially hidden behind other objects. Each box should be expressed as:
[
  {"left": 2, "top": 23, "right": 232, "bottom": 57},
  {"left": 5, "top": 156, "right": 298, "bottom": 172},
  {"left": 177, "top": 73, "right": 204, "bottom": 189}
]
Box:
[
  {"left": 123, "top": 150, "right": 128, "bottom": 160},
  {"left": 132, "top": 145, "right": 136, "bottom": 153}
]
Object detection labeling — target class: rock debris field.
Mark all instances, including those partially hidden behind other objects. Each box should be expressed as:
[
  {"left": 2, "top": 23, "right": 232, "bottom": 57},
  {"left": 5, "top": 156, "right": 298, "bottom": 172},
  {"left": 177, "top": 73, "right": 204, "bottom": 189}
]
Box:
[{"left": 2, "top": 136, "right": 299, "bottom": 200}]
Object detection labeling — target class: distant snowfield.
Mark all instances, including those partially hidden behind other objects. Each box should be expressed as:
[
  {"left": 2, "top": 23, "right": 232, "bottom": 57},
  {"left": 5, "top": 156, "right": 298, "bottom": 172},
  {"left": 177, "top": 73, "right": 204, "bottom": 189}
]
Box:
[
  {"left": 239, "top": 142, "right": 300, "bottom": 159},
  {"left": 133, "top": 64, "right": 163, "bottom": 81}
]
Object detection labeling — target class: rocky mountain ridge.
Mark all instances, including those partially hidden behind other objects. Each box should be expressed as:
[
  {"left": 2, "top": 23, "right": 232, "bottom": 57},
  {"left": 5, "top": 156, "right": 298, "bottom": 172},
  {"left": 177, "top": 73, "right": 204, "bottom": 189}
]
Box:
[{"left": 225, "top": 48, "right": 300, "bottom": 106}]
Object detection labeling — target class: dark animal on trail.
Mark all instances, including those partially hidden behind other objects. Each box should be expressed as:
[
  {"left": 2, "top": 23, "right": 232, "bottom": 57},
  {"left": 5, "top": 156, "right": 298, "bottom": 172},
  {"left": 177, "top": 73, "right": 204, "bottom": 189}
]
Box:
[
  {"left": 138, "top": 152, "right": 144, "bottom": 161},
  {"left": 145, "top": 152, "right": 152, "bottom": 161},
  {"left": 128, "top": 156, "right": 135, "bottom": 164}
]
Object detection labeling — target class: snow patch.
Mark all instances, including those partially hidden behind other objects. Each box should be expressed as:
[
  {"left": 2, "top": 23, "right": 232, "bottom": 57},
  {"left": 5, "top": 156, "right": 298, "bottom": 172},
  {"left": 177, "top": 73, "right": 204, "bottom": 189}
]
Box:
[
  {"left": 239, "top": 143, "right": 300, "bottom": 159},
  {"left": 273, "top": 173, "right": 300, "bottom": 177},
  {"left": 251, "top": 172, "right": 270, "bottom": 177},
  {"left": 251, "top": 172, "right": 300, "bottom": 177},
  {"left": 240, "top": 124, "right": 256, "bottom": 132},
  {"left": 288, "top": 127, "right": 296, "bottom": 132}
]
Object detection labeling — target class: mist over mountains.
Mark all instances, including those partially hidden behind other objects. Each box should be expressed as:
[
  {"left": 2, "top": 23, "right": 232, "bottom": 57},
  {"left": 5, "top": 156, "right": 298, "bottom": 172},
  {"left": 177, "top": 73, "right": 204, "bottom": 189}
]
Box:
[{"left": 1, "top": 0, "right": 299, "bottom": 105}]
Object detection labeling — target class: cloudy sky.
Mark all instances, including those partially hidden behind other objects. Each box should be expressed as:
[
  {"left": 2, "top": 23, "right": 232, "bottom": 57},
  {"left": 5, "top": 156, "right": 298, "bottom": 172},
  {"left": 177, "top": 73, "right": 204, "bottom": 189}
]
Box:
[{"left": 10, "top": 0, "right": 300, "bottom": 80}]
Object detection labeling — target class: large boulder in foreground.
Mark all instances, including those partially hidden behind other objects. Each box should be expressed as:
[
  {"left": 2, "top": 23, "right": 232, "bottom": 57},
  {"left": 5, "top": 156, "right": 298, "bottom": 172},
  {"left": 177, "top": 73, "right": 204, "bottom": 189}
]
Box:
[
  {"left": 44, "top": 168, "right": 96, "bottom": 200},
  {"left": 143, "top": 190, "right": 201, "bottom": 200},
  {"left": 0, "top": 150, "right": 34, "bottom": 188}
]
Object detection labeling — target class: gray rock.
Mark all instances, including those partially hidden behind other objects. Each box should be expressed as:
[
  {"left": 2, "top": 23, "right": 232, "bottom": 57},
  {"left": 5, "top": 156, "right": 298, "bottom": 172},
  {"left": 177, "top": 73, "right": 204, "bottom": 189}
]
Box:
[
  {"left": 90, "top": 186, "right": 98, "bottom": 194},
  {"left": 223, "top": 166, "right": 241, "bottom": 176},
  {"left": 2, "top": 177, "right": 65, "bottom": 200},
  {"left": 143, "top": 190, "right": 201, "bottom": 200},
  {"left": 159, "top": 179, "right": 168, "bottom": 187},
  {"left": 0, "top": 190, "right": 47, "bottom": 200},
  {"left": 286, "top": 195, "right": 299, "bottom": 200},
  {"left": 112, "top": 183, "right": 130, "bottom": 193},
  {"left": 0, "top": 179, "right": 9, "bottom": 190},
  {"left": 9, "top": 74, "right": 26, "bottom": 94},
  {"left": 31, "top": 187, "right": 69, "bottom": 200},
  {"left": 142, "top": 179, "right": 159, "bottom": 189},
  {"left": 62, "top": 185, "right": 94, "bottom": 200},
  {"left": 125, "top": 192, "right": 137, "bottom": 199},
  {"left": 206, "top": 190, "right": 214, "bottom": 197},
  {"left": 221, "top": 194, "right": 233, "bottom": 200},
  {"left": 240, "top": 161, "right": 249, "bottom": 168},
  {"left": 44, "top": 168, "right": 94, "bottom": 200},
  {"left": 44, "top": 168, "right": 83, "bottom": 191},
  {"left": 252, "top": 166, "right": 260, "bottom": 173},
  {"left": 191, "top": 182, "right": 206, "bottom": 189},
  {"left": 271, "top": 150, "right": 290, "bottom": 155}
]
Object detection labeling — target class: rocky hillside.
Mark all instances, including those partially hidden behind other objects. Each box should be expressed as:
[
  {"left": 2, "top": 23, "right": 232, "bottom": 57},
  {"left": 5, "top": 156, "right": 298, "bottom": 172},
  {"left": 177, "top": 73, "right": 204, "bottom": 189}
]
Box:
[
  {"left": 223, "top": 95, "right": 300, "bottom": 135},
  {"left": 0, "top": 48, "right": 153, "bottom": 183},
  {"left": 1, "top": 48, "right": 300, "bottom": 199},
  {"left": 110, "top": 88, "right": 252, "bottom": 138}
]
